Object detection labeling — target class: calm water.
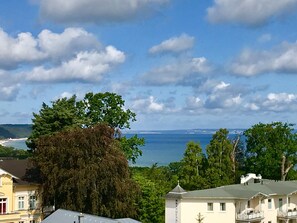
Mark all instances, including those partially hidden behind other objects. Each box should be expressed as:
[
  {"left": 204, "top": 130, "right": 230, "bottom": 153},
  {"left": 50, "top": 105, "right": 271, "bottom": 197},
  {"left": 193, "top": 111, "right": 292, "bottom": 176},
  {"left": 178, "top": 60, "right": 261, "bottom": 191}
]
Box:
[{"left": 3, "top": 130, "right": 242, "bottom": 166}]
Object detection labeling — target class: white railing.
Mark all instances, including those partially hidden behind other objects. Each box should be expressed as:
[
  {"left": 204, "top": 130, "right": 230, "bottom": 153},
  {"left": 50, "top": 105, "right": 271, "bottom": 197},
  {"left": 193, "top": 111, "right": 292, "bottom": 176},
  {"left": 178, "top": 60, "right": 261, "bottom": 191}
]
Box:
[
  {"left": 237, "top": 210, "right": 264, "bottom": 221},
  {"left": 278, "top": 210, "right": 297, "bottom": 218}
]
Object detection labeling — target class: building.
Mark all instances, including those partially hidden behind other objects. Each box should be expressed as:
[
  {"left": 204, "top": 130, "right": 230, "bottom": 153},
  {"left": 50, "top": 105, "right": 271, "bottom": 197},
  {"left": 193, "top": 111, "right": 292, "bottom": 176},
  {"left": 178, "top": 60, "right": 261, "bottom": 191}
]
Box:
[
  {"left": 165, "top": 173, "right": 297, "bottom": 223},
  {"left": 0, "top": 159, "right": 42, "bottom": 223},
  {"left": 41, "top": 208, "right": 141, "bottom": 223}
]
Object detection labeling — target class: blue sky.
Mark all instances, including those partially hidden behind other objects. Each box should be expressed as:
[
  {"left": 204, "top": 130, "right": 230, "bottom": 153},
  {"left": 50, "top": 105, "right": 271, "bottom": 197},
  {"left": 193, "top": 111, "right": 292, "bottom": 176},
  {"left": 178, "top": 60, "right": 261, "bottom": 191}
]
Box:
[{"left": 1, "top": 0, "right": 297, "bottom": 130}]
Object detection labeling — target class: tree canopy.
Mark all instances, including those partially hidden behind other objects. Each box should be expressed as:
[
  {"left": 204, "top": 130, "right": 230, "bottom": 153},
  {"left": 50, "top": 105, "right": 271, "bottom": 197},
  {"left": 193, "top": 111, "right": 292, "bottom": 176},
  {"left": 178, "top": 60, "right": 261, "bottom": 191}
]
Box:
[
  {"left": 27, "top": 92, "right": 144, "bottom": 162},
  {"left": 244, "top": 122, "right": 297, "bottom": 181},
  {"left": 34, "top": 124, "right": 139, "bottom": 218}
]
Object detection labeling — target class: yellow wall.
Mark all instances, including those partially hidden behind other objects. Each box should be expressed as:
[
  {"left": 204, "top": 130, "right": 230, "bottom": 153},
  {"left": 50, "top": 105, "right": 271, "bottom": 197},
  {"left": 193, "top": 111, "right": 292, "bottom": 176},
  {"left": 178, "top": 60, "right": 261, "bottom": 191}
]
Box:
[{"left": 0, "top": 174, "right": 42, "bottom": 223}]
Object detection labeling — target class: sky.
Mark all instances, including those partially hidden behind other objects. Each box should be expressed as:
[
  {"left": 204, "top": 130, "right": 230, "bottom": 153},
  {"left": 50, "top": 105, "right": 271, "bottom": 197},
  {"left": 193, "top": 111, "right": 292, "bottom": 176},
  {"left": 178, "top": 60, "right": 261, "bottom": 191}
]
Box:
[{"left": 1, "top": 0, "right": 297, "bottom": 130}]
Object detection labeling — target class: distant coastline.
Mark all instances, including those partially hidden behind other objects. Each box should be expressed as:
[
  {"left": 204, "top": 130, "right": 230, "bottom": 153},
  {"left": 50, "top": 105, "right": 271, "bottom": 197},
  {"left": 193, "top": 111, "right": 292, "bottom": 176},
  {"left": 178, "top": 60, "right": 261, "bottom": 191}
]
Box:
[{"left": 0, "top": 138, "right": 28, "bottom": 147}]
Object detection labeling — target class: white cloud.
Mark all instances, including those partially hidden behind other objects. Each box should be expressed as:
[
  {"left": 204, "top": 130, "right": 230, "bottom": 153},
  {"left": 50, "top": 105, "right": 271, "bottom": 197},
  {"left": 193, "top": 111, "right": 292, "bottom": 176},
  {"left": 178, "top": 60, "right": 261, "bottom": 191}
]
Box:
[
  {"left": 230, "top": 41, "right": 297, "bottom": 76},
  {"left": 0, "top": 71, "right": 20, "bottom": 101},
  {"left": 141, "top": 57, "right": 212, "bottom": 85},
  {"left": 207, "top": 0, "right": 297, "bottom": 26},
  {"left": 149, "top": 34, "right": 195, "bottom": 54},
  {"left": 39, "top": 0, "right": 169, "bottom": 24},
  {"left": 131, "top": 96, "right": 165, "bottom": 113},
  {"left": 26, "top": 46, "right": 125, "bottom": 82},
  {"left": 38, "top": 28, "right": 100, "bottom": 61},
  {"left": 0, "top": 29, "right": 46, "bottom": 69},
  {"left": 0, "top": 28, "right": 102, "bottom": 70}
]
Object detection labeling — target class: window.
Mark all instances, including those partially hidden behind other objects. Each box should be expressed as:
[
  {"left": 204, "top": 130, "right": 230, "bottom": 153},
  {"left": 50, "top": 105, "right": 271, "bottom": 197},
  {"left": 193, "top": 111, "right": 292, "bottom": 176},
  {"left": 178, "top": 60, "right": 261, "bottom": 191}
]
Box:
[
  {"left": 268, "top": 198, "right": 272, "bottom": 209},
  {"left": 220, "top": 203, "right": 226, "bottom": 211},
  {"left": 18, "top": 196, "right": 25, "bottom": 210},
  {"left": 247, "top": 200, "right": 250, "bottom": 208},
  {"left": 0, "top": 198, "right": 7, "bottom": 214},
  {"left": 207, "top": 203, "right": 213, "bottom": 211},
  {"left": 279, "top": 198, "right": 283, "bottom": 210},
  {"left": 19, "top": 221, "right": 24, "bottom": 223},
  {"left": 29, "top": 196, "right": 36, "bottom": 209},
  {"left": 30, "top": 220, "right": 35, "bottom": 223}
]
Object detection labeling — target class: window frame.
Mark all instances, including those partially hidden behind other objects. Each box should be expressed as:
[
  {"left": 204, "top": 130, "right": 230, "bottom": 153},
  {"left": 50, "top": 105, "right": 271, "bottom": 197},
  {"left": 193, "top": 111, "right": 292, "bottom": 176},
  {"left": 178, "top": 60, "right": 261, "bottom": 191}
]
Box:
[
  {"left": 220, "top": 202, "right": 226, "bottom": 211},
  {"left": 207, "top": 202, "right": 213, "bottom": 211}
]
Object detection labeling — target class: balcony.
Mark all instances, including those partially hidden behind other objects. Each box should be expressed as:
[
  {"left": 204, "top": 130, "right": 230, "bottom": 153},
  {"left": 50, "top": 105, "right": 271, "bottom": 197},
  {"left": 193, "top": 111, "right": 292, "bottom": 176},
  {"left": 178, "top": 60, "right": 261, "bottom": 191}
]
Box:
[
  {"left": 236, "top": 209, "right": 264, "bottom": 222},
  {"left": 277, "top": 210, "right": 297, "bottom": 220}
]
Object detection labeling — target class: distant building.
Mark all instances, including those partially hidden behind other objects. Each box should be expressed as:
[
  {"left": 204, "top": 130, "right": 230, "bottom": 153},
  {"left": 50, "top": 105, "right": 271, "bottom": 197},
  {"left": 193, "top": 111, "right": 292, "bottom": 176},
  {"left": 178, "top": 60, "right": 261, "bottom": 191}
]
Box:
[
  {"left": 41, "top": 209, "right": 141, "bottom": 223},
  {"left": 0, "top": 159, "right": 42, "bottom": 223},
  {"left": 165, "top": 173, "right": 297, "bottom": 223}
]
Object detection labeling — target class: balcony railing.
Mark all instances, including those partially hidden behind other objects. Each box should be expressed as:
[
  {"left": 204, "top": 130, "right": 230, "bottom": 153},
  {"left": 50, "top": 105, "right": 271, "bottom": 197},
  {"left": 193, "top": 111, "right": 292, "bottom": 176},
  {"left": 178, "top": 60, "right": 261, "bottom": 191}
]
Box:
[
  {"left": 236, "top": 210, "right": 264, "bottom": 222},
  {"left": 278, "top": 210, "right": 297, "bottom": 219}
]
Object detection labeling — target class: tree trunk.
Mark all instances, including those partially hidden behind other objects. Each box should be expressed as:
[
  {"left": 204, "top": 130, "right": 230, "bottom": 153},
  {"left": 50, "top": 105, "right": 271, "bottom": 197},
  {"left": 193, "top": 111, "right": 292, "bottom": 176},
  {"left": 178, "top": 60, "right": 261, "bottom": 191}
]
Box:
[{"left": 281, "top": 155, "right": 293, "bottom": 181}]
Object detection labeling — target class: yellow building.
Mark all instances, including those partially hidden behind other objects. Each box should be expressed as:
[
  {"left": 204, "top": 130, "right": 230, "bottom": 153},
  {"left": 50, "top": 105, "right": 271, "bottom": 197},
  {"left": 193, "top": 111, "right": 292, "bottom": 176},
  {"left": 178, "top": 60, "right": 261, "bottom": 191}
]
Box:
[{"left": 0, "top": 160, "right": 42, "bottom": 223}]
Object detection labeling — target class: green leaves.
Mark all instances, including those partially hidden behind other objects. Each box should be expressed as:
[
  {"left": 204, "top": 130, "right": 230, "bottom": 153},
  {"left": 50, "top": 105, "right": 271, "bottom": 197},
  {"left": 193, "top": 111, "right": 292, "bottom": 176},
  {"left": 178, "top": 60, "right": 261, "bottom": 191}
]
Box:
[
  {"left": 244, "top": 122, "right": 297, "bottom": 180},
  {"left": 27, "top": 92, "right": 144, "bottom": 162}
]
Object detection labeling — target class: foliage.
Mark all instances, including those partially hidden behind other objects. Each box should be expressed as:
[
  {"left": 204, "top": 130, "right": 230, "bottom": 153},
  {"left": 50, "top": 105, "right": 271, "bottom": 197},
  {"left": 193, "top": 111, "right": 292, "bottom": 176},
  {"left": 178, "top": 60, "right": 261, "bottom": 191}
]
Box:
[
  {"left": 244, "top": 122, "right": 297, "bottom": 180},
  {"left": 133, "top": 173, "right": 166, "bottom": 223},
  {"left": 180, "top": 141, "right": 207, "bottom": 190},
  {"left": 0, "top": 145, "right": 31, "bottom": 159},
  {"left": 196, "top": 213, "right": 205, "bottom": 223},
  {"left": 205, "top": 129, "right": 234, "bottom": 187},
  {"left": 27, "top": 92, "right": 144, "bottom": 162},
  {"left": 33, "top": 124, "right": 139, "bottom": 218}
]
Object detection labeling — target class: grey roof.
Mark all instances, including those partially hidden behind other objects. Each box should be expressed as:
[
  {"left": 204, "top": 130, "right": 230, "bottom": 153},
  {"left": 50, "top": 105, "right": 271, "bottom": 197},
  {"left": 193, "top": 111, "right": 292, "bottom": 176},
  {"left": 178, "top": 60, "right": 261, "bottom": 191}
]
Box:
[
  {"left": 166, "top": 180, "right": 297, "bottom": 200},
  {"left": 166, "top": 184, "right": 187, "bottom": 199},
  {"left": 41, "top": 209, "right": 141, "bottom": 223}
]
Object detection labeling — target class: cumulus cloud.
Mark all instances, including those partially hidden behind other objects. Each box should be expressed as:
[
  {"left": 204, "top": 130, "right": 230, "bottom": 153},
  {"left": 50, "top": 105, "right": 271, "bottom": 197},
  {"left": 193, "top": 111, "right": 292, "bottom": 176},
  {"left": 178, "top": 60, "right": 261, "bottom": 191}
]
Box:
[
  {"left": 0, "top": 27, "right": 101, "bottom": 70},
  {"left": 0, "top": 29, "right": 46, "bottom": 69},
  {"left": 26, "top": 46, "right": 125, "bottom": 82},
  {"left": 39, "top": 0, "right": 169, "bottom": 24},
  {"left": 230, "top": 41, "right": 297, "bottom": 76},
  {"left": 149, "top": 33, "right": 195, "bottom": 54},
  {"left": 131, "top": 96, "right": 165, "bottom": 114},
  {"left": 0, "top": 70, "right": 20, "bottom": 101},
  {"left": 141, "top": 57, "right": 212, "bottom": 85},
  {"left": 204, "top": 81, "right": 242, "bottom": 109},
  {"left": 207, "top": 0, "right": 297, "bottom": 27}
]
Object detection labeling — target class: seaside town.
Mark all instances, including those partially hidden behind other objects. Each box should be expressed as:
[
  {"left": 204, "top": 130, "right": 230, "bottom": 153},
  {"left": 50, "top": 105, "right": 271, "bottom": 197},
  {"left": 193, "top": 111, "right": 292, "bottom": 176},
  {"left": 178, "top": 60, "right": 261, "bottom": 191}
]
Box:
[{"left": 2, "top": 1, "right": 297, "bottom": 223}]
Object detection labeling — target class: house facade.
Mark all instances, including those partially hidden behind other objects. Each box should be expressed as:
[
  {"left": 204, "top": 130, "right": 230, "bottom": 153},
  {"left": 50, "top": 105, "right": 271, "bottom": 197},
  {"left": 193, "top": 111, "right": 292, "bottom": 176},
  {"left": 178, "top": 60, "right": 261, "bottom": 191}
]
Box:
[
  {"left": 0, "top": 160, "right": 42, "bottom": 223},
  {"left": 165, "top": 173, "right": 297, "bottom": 223}
]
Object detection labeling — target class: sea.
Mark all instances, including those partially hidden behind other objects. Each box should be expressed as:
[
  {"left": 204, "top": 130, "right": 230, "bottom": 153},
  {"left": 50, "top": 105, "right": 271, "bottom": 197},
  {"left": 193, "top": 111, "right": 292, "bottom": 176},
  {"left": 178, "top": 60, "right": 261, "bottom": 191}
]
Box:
[{"left": 3, "top": 129, "right": 244, "bottom": 167}]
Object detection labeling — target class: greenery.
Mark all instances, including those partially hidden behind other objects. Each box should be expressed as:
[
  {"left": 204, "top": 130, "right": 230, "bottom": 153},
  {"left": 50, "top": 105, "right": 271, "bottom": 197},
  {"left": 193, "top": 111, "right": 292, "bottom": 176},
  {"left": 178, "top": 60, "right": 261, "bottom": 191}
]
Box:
[
  {"left": 244, "top": 122, "right": 297, "bottom": 181},
  {"left": 0, "top": 145, "right": 31, "bottom": 159},
  {"left": 26, "top": 92, "right": 144, "bottom": 163},
  {"left": 33, "top": 124, "right": 139, "bottom": 218}
]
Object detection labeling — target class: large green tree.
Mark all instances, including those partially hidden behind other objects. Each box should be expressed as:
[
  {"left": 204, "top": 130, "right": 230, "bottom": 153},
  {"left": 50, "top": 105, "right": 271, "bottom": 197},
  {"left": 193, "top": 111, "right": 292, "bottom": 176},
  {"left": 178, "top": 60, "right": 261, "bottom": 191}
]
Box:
[
  {"left": 27, "top": 92, "right": 144, "bottom": 163},
  {"left": 205, "top": 129, "right": 234, "bottom": 187},
  {"left": 33, "top": 124, "right": 139, "bottom": 218},
  {"left": 244, "top": 122, "right": 297, "bottom": 181},
  {"left": 180, "top": 141, "right": 207, "bottom": 190}
]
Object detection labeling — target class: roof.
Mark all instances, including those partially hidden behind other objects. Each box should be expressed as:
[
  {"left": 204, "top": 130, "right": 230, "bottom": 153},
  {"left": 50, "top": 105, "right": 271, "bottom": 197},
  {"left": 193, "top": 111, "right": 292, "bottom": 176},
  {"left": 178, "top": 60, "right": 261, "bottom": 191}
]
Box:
[
  {"left": 0, "top": 159, "right": 34, "bottom": 184},
  {"left": 41, "top": 209, "right": 141, "bottom": 223},
  {"left": 166, "top": 180, "right": 297, "bottom": 200},
  {"left": 166, "top": 183, "right": 187, "bottom": 199}
]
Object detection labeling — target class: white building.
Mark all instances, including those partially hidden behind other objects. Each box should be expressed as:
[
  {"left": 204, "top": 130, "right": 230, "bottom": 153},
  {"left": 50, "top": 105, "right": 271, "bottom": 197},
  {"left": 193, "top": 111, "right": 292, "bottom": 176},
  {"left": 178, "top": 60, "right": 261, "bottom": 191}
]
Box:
[{"left": 165, "top": 174, "right": 297, "bottom": 223}]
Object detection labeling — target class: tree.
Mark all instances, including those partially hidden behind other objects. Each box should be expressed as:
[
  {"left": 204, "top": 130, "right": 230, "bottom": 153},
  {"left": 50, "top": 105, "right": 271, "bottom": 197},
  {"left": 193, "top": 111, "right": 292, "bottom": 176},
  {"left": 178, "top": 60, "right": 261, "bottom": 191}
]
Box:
[
  {"left": 27, "top": 92, "right": 144, "bottom": 163},
  {"left": 180, "top": 141, "right": 207, "bottom": 190},
  {"left": 244, "top": 122, "right": 297, "bottom": 181},
  {"left": 33, "top": 124, "right": 139, "bottom": 218},
  {"left": 196, "top": 213, "right": 205, "bottom": 223},
  {"left": 0, "top": 145, "right": 31, "bottom": 159},
  {"left": 205, "top": 129, "right": 234, "bottom": 187}
]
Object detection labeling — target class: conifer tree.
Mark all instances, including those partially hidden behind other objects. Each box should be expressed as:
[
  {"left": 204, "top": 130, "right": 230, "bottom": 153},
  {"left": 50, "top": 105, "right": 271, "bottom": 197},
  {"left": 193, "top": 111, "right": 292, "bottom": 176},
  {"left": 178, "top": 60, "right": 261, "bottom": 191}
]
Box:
[
  {"left": 205, "top": 129, "right": 234, "bottom": 187},
  {"left": 180, "top": 141, "right": 207, "bottom": 190}
]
